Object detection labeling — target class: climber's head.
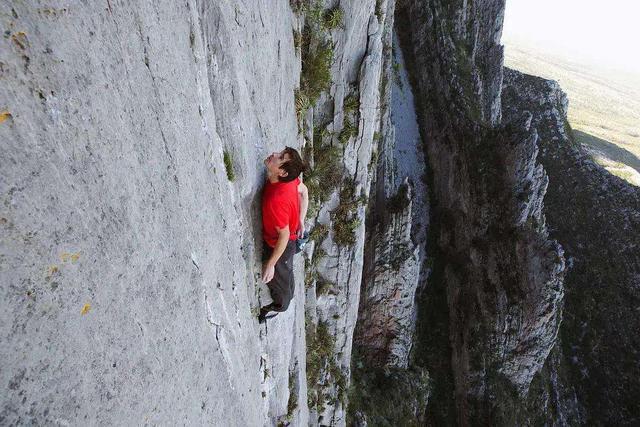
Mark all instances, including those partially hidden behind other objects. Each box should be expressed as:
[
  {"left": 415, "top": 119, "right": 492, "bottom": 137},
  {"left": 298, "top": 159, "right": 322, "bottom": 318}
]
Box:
[{"left": 264, "top": 146, "right": 306, "bottom": 183}]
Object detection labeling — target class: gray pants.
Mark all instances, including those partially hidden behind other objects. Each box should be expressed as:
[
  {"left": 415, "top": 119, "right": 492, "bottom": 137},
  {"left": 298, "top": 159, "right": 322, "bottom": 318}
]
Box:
[{"left": 261, "top": 240, "right": 296, "bottom": 313}]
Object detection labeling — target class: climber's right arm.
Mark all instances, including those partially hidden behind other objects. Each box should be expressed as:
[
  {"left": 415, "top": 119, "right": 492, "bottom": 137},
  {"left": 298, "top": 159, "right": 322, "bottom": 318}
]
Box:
[{"left": 297, "top": 182, "right": 308, "bottom": 238}]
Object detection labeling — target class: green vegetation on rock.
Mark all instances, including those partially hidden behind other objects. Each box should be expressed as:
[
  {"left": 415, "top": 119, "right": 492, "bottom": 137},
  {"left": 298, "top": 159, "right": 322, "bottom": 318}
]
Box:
[
  {"left": 223, "top": 150, "right": 235, "bottom": 181},
  {"left": 332, "top": 178, "right": 364, "bottom": 247},
  {"left": 323, "top": 6, "right": 344, "bottom": 30},
  {"left": 301, "top": 39, "right": 334, "bottom": 106},
  {"left": 348, "top": 351, "right": 431, "bottom": 426},
  {"left": 306, "top": 320, "right": 346, "bottom": 411},
  {"left": 304, "top": 139, "right": 343, "bottom": 218}
]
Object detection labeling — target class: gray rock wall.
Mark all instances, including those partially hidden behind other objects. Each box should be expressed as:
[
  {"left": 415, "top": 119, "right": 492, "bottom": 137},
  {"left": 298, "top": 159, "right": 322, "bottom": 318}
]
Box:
[
  {"left": 356, "top": 179, "right": 420, "bottom": 369},
  {"left": 1, "top": 1, "right": 306, "bottom": 424}
]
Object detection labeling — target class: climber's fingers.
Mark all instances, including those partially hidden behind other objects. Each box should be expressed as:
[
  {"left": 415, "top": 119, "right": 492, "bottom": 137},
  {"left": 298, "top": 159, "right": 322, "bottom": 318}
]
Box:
[{"left": 262, "top": 264, "right": 275, "bottom": 283}]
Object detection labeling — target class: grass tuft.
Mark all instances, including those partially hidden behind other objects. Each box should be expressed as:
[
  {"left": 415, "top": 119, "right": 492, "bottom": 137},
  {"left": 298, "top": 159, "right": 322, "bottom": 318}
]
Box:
[
  {"left": 338, "top": 118, "right": 358, "bottom": 144},
  {"left": 295, "top": 89, "right": 311, "bottom": 122},
  {"left": 323, "top": 6, "right": 344, "bottom": 30},
  {"left": 343, "top": 93, "right": 360, "bottom": 115}
]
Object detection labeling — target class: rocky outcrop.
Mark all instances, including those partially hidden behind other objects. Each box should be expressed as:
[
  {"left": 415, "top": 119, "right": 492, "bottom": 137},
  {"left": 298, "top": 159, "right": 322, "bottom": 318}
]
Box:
[
  {"left": 503, "top": 68, "right": 640, "bottom": 425},
  {"left": 396, "top": 0, "right": 565, "bottom": 423}
]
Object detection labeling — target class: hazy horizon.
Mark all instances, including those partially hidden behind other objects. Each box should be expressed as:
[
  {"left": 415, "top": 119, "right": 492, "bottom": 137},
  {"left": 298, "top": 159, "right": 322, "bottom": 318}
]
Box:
[{"left": 502, "top": 0, "right": 640, "bottom": 76}]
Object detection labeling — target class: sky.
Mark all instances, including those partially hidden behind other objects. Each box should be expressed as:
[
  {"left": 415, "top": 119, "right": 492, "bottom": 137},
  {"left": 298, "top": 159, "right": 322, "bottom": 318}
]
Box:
[{"left": 502, "top": 0, "right": 640, "bottom": 74}]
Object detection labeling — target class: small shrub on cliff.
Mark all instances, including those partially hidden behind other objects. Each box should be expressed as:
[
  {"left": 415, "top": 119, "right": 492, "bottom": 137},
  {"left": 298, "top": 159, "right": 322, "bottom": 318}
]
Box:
[
  {"left": 301, "top": 38, "right": 334, "bottom": 105},
  {"left": 343, "top": 93, "right": 360, "bottom": 115},
  {"left": 309, "top": 223, "right": 329, "bottom": 243},
  {"left": 332, "top": 178, "right": 364, "bottom": 247},
  {"left": 287, "top": 373, "right": 298, "bottom": 419},
  {"left": 313, "top": 123, "right": 333, "bottom": 145},
  {"left": 289, "top": 0, "right": 304, "bottom": 13},
  {"left": 392, "top": 61, "right": 403, "bottom": 90},
  {"left": 329, "top": 362, "right": 348, "bottom": 405},
  {"left": 292, "top": 29, "right": 302, "bottom": 52},
  {"left": 323, "top": 6, "right": 344, "bottom": 30},
  {"left": 305, "top": 0, "right": 324, "bottom": 26},
  {"left": 316, "top": 278, "right": 336, "bottom": 296},
  {"left": 387, "top": 182, "right": 410, "bottom": 213},
  {"left": 306, "top": 320, "right": 336, "bottom": 407},
  {"left": 375, "top": 0, "right": 384, "bottom": 21},
  {"left": 304, "top": 268, "right": 318, "bottom": 289},
  {"left": 347, "top": 354, "right": 431, "bottom": 426},
  {"left": 338, "top": 117, "right": 358, "bottom": 144},
  {"left": 304, "top": 141, "right": 343, "bottom": 217}
]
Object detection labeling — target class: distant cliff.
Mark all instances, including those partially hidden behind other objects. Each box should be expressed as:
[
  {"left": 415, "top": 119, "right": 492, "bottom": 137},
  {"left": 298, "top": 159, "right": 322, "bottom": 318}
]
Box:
[{"left": 503, "top": 68, "right": 640, "bottom": 425}]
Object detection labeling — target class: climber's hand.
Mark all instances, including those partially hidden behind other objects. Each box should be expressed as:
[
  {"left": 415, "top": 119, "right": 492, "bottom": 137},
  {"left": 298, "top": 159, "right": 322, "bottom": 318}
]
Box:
[
  {"left": 262, "top": 264, "right": 275, "bottom": 284},
  {"left": 297, "top": 223, "right": 305, "bottom": 239}
]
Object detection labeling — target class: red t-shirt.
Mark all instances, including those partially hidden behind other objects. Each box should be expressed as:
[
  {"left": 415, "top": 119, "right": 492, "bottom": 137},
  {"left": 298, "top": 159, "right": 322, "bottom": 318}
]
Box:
[{"left": 262, "top": 177, "right": 300, "bottom": 248}]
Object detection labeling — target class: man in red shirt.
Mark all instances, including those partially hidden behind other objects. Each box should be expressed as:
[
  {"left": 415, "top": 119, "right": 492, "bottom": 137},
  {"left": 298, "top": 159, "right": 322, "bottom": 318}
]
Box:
[{"left": 259, "top": 146, "right": 308, "bottom": 323}]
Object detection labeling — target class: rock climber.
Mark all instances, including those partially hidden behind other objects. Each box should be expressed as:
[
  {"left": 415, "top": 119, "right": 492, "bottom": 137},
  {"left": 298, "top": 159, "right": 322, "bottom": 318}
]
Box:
[{"left": 258, "top": 146, "right": 309, "bottom": 324}]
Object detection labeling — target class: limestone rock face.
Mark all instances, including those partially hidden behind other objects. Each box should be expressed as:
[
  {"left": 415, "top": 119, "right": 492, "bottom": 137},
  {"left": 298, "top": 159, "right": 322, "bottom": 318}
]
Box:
[
  {"left": 1, "top": 1, "right": 306, "bottom": 425},
  {"left": 1, "top": 0, "right": 396, "bottom": 425},
  {"left": 356, "top": 179, "right": 420, "bottom": 369},
  {"left": 300, "top": 0, "right": 391, "bottom": 423},
  {"left": 354, "top": 22, "right": 429, "bottom": 373},
  {"left": 397, "top": 0, "right": 565, "bottom": 422},
  {"left": 503, "top": 68, "right": 640, "bottom": 426}
]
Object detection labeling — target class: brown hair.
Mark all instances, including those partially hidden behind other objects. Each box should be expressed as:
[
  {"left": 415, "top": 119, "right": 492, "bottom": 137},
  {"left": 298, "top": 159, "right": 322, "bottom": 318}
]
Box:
[{"left": 279, "top": 146, "right": 307, "bottom": 182}]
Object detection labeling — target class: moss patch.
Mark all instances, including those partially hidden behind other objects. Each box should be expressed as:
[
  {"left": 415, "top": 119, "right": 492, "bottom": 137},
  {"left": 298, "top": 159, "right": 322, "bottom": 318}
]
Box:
[{"left": 223, "top": 150, "right": 235, "bottom": 181}]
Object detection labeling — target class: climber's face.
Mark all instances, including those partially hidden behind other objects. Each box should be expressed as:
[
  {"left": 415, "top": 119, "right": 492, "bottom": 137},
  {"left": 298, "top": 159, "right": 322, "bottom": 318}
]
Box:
[{"left": 264, "top": 150, "right": 291, "bottom": 179}]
